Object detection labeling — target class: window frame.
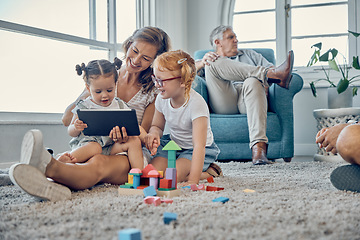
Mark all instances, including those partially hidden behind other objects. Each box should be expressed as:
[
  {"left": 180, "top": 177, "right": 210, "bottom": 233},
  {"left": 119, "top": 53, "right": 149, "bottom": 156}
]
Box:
[{"left": 230, "top": 0, "right": 360, "bottom": 86}]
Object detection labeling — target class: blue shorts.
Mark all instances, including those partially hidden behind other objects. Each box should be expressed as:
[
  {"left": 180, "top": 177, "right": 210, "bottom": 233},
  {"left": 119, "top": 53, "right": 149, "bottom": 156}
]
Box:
[{"left": 151, "top": 135, "right": 220, "bottom": 171}]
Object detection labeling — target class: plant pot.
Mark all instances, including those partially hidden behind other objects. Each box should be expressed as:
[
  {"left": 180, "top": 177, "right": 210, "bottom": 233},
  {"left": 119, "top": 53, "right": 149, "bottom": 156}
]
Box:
[{"left": 328, "top": 87, "right": 353, "bottom": 109}]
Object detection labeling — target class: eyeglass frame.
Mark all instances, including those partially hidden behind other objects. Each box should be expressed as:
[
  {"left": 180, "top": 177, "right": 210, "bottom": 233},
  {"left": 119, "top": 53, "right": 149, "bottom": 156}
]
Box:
[{"left": 151, "top": 74, "right": 181, "bottom": 87}]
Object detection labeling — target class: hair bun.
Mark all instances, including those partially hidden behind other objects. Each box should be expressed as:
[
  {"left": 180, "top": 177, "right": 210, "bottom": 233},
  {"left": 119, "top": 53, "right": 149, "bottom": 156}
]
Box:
[
  {"left": 113, "top": 57, "right": 122, "bottom": 70},
  {"left": 75, "top": 63, "right": 86, "bottom": 76}
]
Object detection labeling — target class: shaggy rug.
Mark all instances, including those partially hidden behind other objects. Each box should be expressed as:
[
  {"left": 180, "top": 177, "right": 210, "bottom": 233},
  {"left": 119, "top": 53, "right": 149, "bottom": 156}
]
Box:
[{"left": 1, "top": 161, "right": 360, "bottom": 240}]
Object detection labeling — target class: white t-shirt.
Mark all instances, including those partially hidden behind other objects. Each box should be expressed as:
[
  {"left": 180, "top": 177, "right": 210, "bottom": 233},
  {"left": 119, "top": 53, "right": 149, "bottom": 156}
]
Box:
[
  {"left": 72, "top": 97, "right": 129, "bottom": 113},
  {"left": 155, "top": 89, "right": 214, "bottom": 149}
]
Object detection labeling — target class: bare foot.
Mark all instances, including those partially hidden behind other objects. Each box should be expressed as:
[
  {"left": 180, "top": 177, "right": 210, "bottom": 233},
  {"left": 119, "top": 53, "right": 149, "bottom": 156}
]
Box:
[{"left": 57, "top": 153, "right": 77, "bottom": 163}]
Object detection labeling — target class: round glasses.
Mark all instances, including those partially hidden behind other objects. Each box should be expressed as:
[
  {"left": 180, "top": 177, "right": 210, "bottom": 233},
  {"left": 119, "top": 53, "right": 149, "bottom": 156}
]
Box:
[{"left": 151, "top": 74, "right": 181, "bottom": 87}]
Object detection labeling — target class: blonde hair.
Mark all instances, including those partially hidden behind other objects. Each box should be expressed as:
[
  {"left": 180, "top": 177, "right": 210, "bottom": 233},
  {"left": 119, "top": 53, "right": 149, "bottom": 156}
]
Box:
[{"left": 153, "top": 50, "right": 196, "bottom": 103}]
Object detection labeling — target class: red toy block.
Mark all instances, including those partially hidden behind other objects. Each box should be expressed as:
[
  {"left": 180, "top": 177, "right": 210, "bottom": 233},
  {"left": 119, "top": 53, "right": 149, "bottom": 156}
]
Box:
[
  {"left": 207, "top": 176, "right": 214, "bottom": 183},
  {"left": 206, "top": 186, "right": 224, "bottom": 191},
  {"left": 159, "top": 179, "right": 172, "bottom": 189},
  {"left": 161, "top": 199, "right": 173, "bottom": 204},
  {"left": 142, "top": 164, "right": 158, "bottom": 178},
  {"left": 144, "top": 196, "right": 161, "bottom": 206}
]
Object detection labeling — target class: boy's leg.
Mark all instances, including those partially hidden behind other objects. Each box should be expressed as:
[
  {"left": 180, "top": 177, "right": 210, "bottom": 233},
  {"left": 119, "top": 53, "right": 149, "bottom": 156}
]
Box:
[{"left": 110, "top": 136, "right": 143, "bottom": 169}]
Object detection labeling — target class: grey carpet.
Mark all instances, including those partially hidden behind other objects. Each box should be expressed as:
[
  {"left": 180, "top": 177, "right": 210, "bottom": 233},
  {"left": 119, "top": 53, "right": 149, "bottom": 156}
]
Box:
[{"left": 1, "top": 161, "right": 360, "bottom": 240}]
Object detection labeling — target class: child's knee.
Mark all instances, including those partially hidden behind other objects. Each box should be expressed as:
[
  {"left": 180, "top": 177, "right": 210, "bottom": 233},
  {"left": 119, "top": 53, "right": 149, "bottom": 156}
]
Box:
[
  {"left": 337, "top": 125, "right": 360, "bottom": 164},
  {"left": 88, "top": 142, "right": 102, "bottom": 154}
]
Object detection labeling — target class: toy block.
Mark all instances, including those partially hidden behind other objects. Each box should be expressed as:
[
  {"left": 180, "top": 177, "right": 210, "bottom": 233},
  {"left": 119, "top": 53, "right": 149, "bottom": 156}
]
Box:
[
  {"left": 166, "top": 168, "right": 177, "bottom": 188},
  {"left": 212, "top": 197, "right": 229, "bottom": 203},
  {"left": 143, "top": 196, "right": 161, "bottom": 206},
  {"left": 158, "top": 171, "right": 164, "bottom": 178},
  {"left": 162, "top": 140, "right": 181, "bottom": 168},
  {"left": 136, "top": 185, "right": 148, "bottom": 189},
  {"left": 190, "top": 184, "right": 205, "bottom": 191},
  {"left": 182, "top": 186, "right": 191, "bottom": 189},
  {"left": 118, "top": 187, "right": 144, "bottom": 196},
  {"left": 206, "top": 186, "right": 224, "bottom": 191},
  {"left": 243, "top": 189, "right": 256, "bottom": 193},
  {"left": 158, "top": 188, "right": 176, "bottom": 191},
  {"left": 128, "top": 174, "right": 134, "bottom": 184},
  {"left": 143, "top": 186, "right": 157, "bottom": 197},
  {"left": 163, "top": 212, "right": 177, "bottom": 224},
  {"left": 118, "top": 228, "right": 141, "bottom": 240},
  {"left": 207, "top": 176, "right": 214, "bottom": 183},
  {"left": 120, "top": 184, "right": 133, "bottom": 189},
  {"left": 141, "top": 164, "right": 157, "bottom": 178},
  {"left": 157, "top": 188, "right": 181, "bottom": 198},
  {"left": 159, "top": 179, "right": 172, "bottom": 189},
  {"left": 161, "top": 199, "right": 173, "bottom": 204},
  {"left": 148, "top": 170, "right": 160, "bottom": 189}
]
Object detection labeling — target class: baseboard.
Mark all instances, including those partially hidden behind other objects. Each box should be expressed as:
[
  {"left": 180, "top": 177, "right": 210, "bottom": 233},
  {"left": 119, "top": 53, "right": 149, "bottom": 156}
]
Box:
[{"left": 294, "top": 143, "right": 318, "bottom": 156}]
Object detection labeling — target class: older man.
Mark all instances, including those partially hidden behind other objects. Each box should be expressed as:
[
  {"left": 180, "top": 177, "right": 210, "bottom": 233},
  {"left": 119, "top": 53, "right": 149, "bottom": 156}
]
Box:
[{"left": 195, "top": 25, "right": 294, "bottom": 165}]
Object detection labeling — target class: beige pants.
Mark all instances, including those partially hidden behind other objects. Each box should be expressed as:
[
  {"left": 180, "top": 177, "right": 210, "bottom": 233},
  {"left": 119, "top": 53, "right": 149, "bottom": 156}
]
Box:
[{"left": 204, "top": 57, "right": 269, "bottom": 148}]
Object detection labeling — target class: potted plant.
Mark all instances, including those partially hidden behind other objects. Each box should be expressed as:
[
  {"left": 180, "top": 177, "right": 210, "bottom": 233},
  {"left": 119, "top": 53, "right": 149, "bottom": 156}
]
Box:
[{"left": 307, "top": 31, "right": 360, "bottom": 108}]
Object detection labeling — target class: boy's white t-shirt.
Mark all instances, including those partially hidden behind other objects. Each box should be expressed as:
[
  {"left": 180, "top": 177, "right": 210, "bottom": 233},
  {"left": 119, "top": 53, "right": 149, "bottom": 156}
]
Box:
[{"left": 155, "top": 88, "right": 214, "bottom": 149}]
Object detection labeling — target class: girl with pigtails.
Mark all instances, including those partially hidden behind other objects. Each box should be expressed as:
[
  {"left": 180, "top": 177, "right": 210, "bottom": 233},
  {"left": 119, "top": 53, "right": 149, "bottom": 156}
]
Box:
[{"left": 58, "top": 58, "right": 143, "bottom": 171}]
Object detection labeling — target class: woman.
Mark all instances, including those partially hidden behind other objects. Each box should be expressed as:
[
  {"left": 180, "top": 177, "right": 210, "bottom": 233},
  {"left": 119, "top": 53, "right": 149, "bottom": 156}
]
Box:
[{"left": 8, "top": 27, "right": 171, "bottom": 201}]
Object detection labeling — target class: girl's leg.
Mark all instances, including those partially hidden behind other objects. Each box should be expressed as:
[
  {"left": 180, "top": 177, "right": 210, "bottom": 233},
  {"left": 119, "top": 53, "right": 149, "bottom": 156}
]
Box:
[
  {"left": 175, "top": 158, "right": 191, "bottom": 182},
  {"left": 68, "top": 142, "right": 102, "bottom": 163},
  {"left": 110, "top": 136, "right": 143, "bottom": 169},
  {"left": 46, "top": 154, "right": 130, "bottom": 190},
  {"left": 149, "top": 156, "right": 168, "bottom": 173}
]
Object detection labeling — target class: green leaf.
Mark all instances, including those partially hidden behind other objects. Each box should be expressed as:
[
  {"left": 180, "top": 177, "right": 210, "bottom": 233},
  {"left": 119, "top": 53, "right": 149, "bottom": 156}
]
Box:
[
  {"left": 319, "top": 48, "right": 338, "bottom": 62},
  {"left": 310, "top": 82, "right": 317, "bottom": 97},
  {"left": 311, "top": 42, "right": 322, "bottom": 50},
  {"left": 337, "top": 78, "right": 349, "bottom": 94},
  {"left": 328, "top": 59, "right": 339, "bottom": 72},
  {"left": 349, "top": 30, "right": 360, "bottom": 38},
  {"left": 353, "top": 56, "right": 360, "bottom": 70},
  {"left": 353, "top": 87, "right": 358, "bottom": 96},
  {"left": 307, "top": 50, "right": 319, "bottom": 67}
]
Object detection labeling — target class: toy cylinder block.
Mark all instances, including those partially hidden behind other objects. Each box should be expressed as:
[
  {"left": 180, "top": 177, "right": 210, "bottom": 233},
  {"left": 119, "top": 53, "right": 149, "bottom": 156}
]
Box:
[
  {"left": 133, "top": 176, "right": 141, "bottom": 189},
  {"left": 149, "top": 177, "right": 158, "bottom": 189}
]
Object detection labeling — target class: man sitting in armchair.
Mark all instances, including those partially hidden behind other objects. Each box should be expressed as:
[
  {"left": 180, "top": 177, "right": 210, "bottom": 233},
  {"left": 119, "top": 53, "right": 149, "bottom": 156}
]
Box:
[{"left": 195, "top": 25, "right": 294, "bottom": 165}]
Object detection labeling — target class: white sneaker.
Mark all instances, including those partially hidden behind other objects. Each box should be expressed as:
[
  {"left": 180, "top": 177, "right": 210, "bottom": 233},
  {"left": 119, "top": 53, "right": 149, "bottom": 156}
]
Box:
[
  {"left": 20, "top": 129, "right": 51, "bottom": 174},
  {"left": 9, "top": 163, "right": 71, "bottom": 201}
]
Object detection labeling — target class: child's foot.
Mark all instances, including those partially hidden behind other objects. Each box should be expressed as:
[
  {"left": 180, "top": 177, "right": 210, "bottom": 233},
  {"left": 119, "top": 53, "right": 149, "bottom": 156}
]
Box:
[
  {"left": 9, "top": 163, "right": 71, "bottom": 201},
  {"left": 20, "top": 129, "right": 52, "bottom": 174},
  {"left": 57, "top": 152, "right": 77, "bottom": 163},
  {"left": 205, "top": 163, "right": 223, "bottom": 177}
]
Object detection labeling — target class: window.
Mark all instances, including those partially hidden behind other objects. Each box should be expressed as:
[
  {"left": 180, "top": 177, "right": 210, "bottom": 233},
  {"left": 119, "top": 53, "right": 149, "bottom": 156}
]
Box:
[
  {"left": 232, "top": 0, "right": 358, "bottom": 69},
  {"left": 0, "top": 0, "right": 137, "bottom": 113},
  {"left": 233, "top": 1, "right": 276, "bottom": 52}
]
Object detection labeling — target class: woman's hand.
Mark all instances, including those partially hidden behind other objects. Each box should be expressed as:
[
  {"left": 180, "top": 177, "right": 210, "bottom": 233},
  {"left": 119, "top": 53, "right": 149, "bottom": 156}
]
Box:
[
  {"left": 74, "top": 119, "right": 87, "bottom": 131},
  {"left": 109, "top": 126, "right": 128, "bottom": 143}
]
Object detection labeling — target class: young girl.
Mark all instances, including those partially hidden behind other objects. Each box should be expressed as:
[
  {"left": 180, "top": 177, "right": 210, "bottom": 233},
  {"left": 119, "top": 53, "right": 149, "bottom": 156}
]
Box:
[
  {"left": 60, "top": 58, "right": 143, "bottom": 170},
  {"left": 145, "top": 50, "right": 221, "bottom": 185}
]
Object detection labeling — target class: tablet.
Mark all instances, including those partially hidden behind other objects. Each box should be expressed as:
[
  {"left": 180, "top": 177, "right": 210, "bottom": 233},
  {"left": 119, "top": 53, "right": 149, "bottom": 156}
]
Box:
[{"left": 77, "top": 109, "right": 140, "bottom": 136}]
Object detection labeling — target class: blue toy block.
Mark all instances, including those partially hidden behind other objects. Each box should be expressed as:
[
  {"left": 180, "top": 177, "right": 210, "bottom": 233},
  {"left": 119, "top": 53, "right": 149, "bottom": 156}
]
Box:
[
  {"left": 166, "top": 168, "right": 177, "bottom": 188},
  {"left": 132, "top": 175, "right": 141, "bottom": 189},
  {"left": 118, "top": 228, "right": 141, "bottom": 240},
  {"left": 143, "top": 185, "right": 157, "bottom": 197},
  {"left": 163, "top": 212, "right": 177, "bottom": 224},
  {"left": 212, "top": 197, "right": 229, "bottom": 203}
]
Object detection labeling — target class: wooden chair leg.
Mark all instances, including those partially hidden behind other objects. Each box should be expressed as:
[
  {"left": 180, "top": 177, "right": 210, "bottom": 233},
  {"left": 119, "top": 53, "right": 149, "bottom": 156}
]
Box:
[{"left": 283, "top": 157, "right": 292, "bottom": 163}]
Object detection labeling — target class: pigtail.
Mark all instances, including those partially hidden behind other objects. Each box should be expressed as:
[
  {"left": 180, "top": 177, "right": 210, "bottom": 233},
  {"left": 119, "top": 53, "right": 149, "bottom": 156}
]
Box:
[
  {"left": 113, "top": 57, "right": 122, "bottom": 70},
  {"left": 75, "top": 63, "right": 86, "bottom": 76}
]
